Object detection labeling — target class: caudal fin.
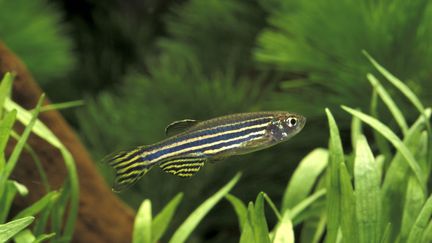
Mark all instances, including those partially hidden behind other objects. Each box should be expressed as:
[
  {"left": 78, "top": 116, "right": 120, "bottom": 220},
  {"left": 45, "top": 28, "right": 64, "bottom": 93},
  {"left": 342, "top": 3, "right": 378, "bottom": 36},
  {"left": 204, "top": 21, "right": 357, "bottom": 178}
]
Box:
[{"left": 105, "top": 147, "right": 152, "bottom": 192}]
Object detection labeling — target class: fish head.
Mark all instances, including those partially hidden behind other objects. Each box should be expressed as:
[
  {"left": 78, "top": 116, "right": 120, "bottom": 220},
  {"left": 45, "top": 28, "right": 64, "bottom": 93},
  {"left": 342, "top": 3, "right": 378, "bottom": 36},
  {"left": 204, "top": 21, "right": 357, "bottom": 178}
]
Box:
[{"left": 267, "top": 112, "right": 306, "bottom": 142}]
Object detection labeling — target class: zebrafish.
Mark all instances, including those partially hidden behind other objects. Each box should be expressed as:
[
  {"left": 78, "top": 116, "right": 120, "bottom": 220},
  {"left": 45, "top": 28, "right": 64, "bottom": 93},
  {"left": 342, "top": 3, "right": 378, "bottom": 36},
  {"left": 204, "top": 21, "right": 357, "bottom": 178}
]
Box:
[{"left": 106, "top": 111, "right": 306, "bottom": 192}]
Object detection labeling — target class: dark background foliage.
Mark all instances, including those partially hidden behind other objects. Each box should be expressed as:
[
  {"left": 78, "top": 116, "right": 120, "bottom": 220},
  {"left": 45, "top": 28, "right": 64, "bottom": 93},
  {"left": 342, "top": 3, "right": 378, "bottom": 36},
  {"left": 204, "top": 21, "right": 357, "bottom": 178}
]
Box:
[{"left": 2, "top": 0, "right": 431, "bottom": 241}]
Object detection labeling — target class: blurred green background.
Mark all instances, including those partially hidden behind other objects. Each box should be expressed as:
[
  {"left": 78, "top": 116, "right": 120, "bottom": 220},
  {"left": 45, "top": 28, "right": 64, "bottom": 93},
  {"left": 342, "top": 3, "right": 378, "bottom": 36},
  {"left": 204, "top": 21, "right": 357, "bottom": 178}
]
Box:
[{"left": 2, "top": 0, "right": 431, "bottom": 242}]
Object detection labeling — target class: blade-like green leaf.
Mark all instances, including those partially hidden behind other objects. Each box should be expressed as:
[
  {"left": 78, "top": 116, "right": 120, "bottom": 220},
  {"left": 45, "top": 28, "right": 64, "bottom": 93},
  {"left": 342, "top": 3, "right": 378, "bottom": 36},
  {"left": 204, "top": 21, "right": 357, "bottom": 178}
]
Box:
[
  {"left": 282, "top": 148, "right": 328, "bottom": 211},
  {"left": 273, "top": 211, "right": 294, "bottom": 243},
  {"left": 421, "top": 220, "right": 432, "bottom": 243},
  {"left": 262, "top": 192, "right": 281, "bottom": 220},
  {"left": 14, "top": 229, "right": 35, "bottom": 243},
  {"left": 251, "top": 193, "right": 271, "bottom": 243},
  {"left": 325, "top": 108, "right": 344, "bottom": 243},
  {"left": 380, "top": 223, "right": 391, "bottom": 243},
  {"left": 290, "top": 189, "right": 326, "bottom": 224},
  {"left": 369, "top": 89, "right": 391, "bottom": 162},
  {"left": 339, "top": 163, "right": 356, "bottom": 243},
  {"left": 400, "top": 177, "right": 425, "bottom": 241},
  {"left": 351, "top": 115, "right": 362, "bottom": 151},
  {"left": 133, "top": 199, "right": 152, "bottom": 243},
  {"left": 40, "top": 100, "right": 84, "bottom": 112},
  {"left": 406, "top": 195, "right": 432, "bottom": 242},
  {"left": 3, "top": 95, "right": 79, "bottom": 241},
  {"left": 364, "top": 51, "right": 431, "bottom": 171},
  {"left": 239, "top": 203, "right": 256, "bottom": 243},
  {"left": 3, "top": 94, "right": 44, "bottom": 180},
  {"left": 342, "top": 106, "right": 425, "bottom": 191},
  {"left": 0, "top": 180, "right": 28, "bottom": 223},
  {"left": 168, "top": 173, "right": 241, "bottom": 243},
  {"left": 11, "top": 181, "right": 28, "bottom": 196},
  {"left": 226, "top": 194, "right": 248, "bottom": 231},
  {"left": 0, "top": 72, "right": 14, "bottom": 119},
  {"left": 0, "top": 110, "right": 16, "bottom": 169},
  {"left": 367, "top": 74, "right": 408, "bottom": 135},
  {"left": 151, "top": 193, "right": 183, "bottom": 243},
  {"left": 0, "top": 216, "right": 34, "bottom": 242},
  {"left": 14, "top": 191, "right": 59, "bottom": 220},
  {"left": 363, "top": 51, "right": 429, "bottom": 131},
  {"left": 34, "top": 233, "right": 56, "bottom": 243},
  {"left": 33, "top": 199, "right": 56, "bottom": 236},
  {"left": 0, "top": 181, "right": 18, "bottom": 223},
  {"left": 300, "top": 212, "right": 326, "bottom": 243},
  {"left": 381, "top": 111, "right": 430, "bottom": 241},
  {"left": 354, "top": 136, "right": 381, "bottom": 243}
]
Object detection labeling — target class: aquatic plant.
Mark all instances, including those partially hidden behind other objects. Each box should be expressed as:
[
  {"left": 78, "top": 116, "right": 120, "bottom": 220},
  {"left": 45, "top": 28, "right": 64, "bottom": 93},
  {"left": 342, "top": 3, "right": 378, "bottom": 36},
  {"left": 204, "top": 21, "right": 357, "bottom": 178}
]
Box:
[
  {"left": 0, "top": 1, "right": 74, "bottom": 85},
  {"left": 0, "top": 73, "right": 79, "bottom": 242},
  {"left": 130, "top": 56, "right": 432, "bottom": 242}
]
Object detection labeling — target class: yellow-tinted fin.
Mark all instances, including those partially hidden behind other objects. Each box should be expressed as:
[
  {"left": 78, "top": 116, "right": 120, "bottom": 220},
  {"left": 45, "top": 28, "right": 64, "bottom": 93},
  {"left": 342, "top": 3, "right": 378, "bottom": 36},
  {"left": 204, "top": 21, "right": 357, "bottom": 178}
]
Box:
[
  {"left": 165, "top": 119, "right": 198, "bottom": 136},
  {"left": 105, "top": 147, "right": 153, "bottom": 192},
  {"left": 160, "top": 157, "right": 206, "bottom": 177}
]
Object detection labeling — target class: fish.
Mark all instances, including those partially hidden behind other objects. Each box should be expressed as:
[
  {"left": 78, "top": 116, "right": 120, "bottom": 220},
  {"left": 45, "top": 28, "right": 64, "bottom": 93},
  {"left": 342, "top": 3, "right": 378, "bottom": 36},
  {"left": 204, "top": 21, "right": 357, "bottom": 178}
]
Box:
[{"left": 106, "top": 111, "right": 306, "bottom": 192}]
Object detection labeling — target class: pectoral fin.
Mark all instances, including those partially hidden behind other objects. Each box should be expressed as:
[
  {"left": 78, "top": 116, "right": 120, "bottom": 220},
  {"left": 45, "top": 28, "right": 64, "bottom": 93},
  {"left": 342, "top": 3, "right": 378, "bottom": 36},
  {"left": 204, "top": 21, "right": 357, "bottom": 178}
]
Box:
[
  {"left": 165, "top": 119, "right": 199, "bottom": 136},
  {"left": 160, "top": 157, "right": 206, "bottom": 177}
]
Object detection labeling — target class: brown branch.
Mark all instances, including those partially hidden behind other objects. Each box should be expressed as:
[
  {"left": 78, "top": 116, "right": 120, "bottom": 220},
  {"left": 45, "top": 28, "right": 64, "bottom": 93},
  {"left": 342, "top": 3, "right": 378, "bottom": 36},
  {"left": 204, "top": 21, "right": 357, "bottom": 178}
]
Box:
[{"left": 0, "top": 41, "right": 134, "bottom": 243}]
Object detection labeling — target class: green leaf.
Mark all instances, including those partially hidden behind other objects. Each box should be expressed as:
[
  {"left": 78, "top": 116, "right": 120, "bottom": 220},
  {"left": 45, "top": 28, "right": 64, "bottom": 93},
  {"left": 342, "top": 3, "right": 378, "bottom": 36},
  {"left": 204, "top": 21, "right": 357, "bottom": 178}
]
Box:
[
  {"left": 133, "top": 199, "right": 152, "bottom": 243},
  {"left": 262, "top": 192, "right": 281, "bottom": 220},
  {"left": 0, "top": 72, "right": 14, "bottom": 119},
  {"left": 151, "top": 193, "right": 183, "bottom": 243},
  {"left": 273, "top": 211, "right": 294, "bottom": 243},
  {"left": 14, "top": 229, "right": 35, "bottom": 243},
  {"left": 251, "top": 193, "right": 271, "bottom": 243},
  {"left": 168, "top": 173, "right": 241, "bottom": 243},
  {"left": 240, "top": 203, "right": 256, "bottom": 243},
  {"left": 406, "top": 195, "right": 432, "bottom": 242},
  {"left": 421, "top": 220, "right": 432, "bottom": 243},
  {"left": 0, "top": 110, "right": 16, "bottom": 160},
  {"left": 339, "top": 163, "right": 356, "bottom": 243},
  {"left": 400, "top": 177, "right": 425, "bottom": 241},
  {"left": 325, "top": 108, "right": 344, "bottom": 243},
  {"left": 369, "top": 89, "right": 392, "bottom": 163},
  {"left": 34, "top": 233, "right": 56, "bottom": 243},
  {"left": 282, "top": 148, "right": 328, "bottom": 211},
  {"left": 302, "top": 209, "right": 328, "bottom": 243},
  {"left": 367, "top": 74, "right": 408, "bottom": 135},
  {"left": 14, "top": 191, "right": 59, "bottom": 220},
  {"left": 40, "top": 100, "right": 84, "bottom": 113},
  {"left": 364, "top": 51, "right": 432, "bottom": 171},
  {"left": 2, "top": 95, "right": 44, "bottom": 180},
  {"left": 4, "top": 97, "right": 61, "bottom": 148},
  {"left": 3, "top": 95, "right": 79, "bottom": 241},
  {"left": 0, "top": 216, "right": 34, "bottom": 242},
  {"left": 290, "top": 189, "right": 326, "bottom": 224},
  {"left": 381, "top": 110, "right": 430, "bottom": 241},
  {"left": 33, "top": 199, "right": 56, "bottom": 236},
  {"left": 342, "top": 106, "right": 425, "bottom": 191},
  {"left": 351, "top": 115, "right": 362, "bottom": 151},
  {"left": 0, "top": 181, "right": 19, "bottom": 223},
  {"left": 12, "top": 180, "right": 28, "bottom": 196},
  {"left": 354, "top": 135, "right": 381, "bottom": 243},
  {"left": 363, "top": 51, "right": 429, "bottom": 131},
  {"left": 226, "top": 194, "right": 248, "bottom": 231},
  {"left": 380, "top": 223, "right": 391, "bottom": 243}
]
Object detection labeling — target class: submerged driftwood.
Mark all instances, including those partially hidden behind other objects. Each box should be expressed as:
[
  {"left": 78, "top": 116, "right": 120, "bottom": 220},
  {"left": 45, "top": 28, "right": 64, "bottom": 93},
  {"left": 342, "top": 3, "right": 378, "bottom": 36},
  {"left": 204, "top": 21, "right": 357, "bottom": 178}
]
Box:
[{"left": 0, "top": 41, "right": 134, "bottom": 243}]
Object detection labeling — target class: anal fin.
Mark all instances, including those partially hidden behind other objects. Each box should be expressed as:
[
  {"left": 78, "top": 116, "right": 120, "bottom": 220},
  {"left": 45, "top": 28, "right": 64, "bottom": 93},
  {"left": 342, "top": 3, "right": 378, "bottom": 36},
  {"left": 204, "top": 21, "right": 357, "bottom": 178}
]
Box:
[{"left": 160, "top": 157, "right": 206, "bottom": 177}]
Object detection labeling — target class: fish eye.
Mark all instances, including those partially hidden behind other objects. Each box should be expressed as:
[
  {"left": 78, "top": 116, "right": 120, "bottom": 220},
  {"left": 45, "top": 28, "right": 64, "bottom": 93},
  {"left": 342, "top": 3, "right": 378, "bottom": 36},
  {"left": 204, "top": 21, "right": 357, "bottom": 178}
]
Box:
[{"left": 287, "top": 117, "right": 297, "bottom": 127}]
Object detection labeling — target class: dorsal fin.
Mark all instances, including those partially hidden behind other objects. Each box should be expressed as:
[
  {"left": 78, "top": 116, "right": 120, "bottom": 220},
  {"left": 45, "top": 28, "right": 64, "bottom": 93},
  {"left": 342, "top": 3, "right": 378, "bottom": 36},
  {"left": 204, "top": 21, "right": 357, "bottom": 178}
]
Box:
[{"left": 165, "top": 119, "right": 198, "bottom": 136}]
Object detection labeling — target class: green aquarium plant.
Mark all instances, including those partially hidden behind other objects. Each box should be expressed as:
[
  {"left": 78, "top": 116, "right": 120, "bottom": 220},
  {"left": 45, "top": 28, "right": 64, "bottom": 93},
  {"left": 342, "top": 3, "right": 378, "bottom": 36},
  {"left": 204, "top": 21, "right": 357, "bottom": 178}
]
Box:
[
  {"left": 0, "top": 1, "right": 74, "bottom": 85},
  {"left": 0, "top": 73, "right": 79, "bottom": 242},
  {"left": 130, "top": 57, "right": 432, "bottom": 242}
]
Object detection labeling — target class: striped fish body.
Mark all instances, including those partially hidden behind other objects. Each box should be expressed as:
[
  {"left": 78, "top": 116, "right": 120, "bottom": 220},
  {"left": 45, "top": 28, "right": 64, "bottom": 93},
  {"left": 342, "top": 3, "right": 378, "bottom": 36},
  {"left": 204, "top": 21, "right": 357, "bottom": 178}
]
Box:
[{"left": 108, "top": 111, "right": 306, "bottom": 191}]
